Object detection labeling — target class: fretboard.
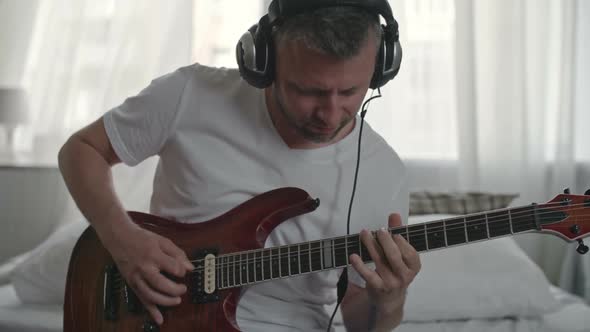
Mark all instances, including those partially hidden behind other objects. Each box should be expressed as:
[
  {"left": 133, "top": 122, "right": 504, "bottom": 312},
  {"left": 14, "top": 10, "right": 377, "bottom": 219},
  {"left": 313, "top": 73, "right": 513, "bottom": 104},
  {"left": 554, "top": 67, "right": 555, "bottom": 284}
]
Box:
[{"left": 215, "top": 204, "right": 565, "bottom": 289}]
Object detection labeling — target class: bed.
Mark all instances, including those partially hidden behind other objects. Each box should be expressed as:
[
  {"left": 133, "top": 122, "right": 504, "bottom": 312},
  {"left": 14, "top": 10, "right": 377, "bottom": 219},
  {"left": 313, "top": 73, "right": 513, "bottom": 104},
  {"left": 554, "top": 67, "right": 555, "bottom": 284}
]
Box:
[{"left": 1, "top": 213, "right": 589, "bottom": 332}]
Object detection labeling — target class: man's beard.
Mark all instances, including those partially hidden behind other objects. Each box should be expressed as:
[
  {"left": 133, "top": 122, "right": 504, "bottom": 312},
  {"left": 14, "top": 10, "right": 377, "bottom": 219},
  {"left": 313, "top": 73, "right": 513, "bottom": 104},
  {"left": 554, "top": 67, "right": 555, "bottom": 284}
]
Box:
[{"left": 273, "top": 87, "right": 354, "bottom": 144}]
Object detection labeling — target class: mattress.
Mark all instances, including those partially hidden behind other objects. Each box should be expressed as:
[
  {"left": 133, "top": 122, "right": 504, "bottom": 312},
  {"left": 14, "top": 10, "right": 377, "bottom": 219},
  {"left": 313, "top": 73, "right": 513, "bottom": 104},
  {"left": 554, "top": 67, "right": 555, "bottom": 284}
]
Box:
[{"left": 1, "top": 284, "right": 588, "bottom": 332}]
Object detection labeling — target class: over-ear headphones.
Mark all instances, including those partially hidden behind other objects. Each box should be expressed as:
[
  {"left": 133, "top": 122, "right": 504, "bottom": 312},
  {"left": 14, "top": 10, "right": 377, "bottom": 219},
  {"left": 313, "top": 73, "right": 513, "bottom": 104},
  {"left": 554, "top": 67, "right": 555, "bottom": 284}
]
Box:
[{"left": 236, "top": 0, "right": 402, "bottom": 89}]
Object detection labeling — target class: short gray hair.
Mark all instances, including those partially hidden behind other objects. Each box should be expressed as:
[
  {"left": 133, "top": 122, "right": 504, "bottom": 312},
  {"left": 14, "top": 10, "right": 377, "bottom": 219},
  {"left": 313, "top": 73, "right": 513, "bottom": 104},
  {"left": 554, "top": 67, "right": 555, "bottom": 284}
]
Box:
[{"left": 272, "top": 6, "right": 381, "bottom": 59}]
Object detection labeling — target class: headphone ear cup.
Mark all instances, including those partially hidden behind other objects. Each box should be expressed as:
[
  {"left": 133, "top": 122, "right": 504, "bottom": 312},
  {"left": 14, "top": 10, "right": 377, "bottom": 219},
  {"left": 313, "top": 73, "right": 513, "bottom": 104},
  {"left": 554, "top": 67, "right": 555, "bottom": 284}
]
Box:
[
  {"left": 236, "top": 22, "right": 275, "bottom": 88},
  {"left": 370, "top": 24, "right": 402, "bottom": 89}
]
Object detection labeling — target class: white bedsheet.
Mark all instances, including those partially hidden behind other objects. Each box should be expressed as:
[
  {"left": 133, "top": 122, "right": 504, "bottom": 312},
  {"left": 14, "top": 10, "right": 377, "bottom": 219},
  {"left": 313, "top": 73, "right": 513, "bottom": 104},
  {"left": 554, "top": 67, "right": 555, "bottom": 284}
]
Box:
[
  {"left": 0, "top": 284, "right": 61, "bottom": 332},
  {"left": 393, "top": 287, "right": 590, "bottom": 332},
  {"left": 0, "top": 283, "right": 588, "bottom": 332}
]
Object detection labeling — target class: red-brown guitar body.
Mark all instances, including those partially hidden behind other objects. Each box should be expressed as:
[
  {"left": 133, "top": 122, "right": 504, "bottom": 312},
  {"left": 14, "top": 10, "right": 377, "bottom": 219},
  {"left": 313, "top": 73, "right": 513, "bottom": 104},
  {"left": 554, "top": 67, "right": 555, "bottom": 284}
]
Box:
[{"left": 63, "top": 187, "right": 319, "bottom": 332}]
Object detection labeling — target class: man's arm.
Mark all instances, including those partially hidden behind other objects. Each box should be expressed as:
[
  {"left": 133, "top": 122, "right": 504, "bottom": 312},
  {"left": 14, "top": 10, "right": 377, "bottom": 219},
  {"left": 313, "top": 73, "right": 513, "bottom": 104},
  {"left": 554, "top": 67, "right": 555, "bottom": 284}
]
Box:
[
  {"left": 341, "top": 282, "right": 403, "bottom": 331},
  {"left": 58, "top": 118, "right": 193, "bottom": 325}
]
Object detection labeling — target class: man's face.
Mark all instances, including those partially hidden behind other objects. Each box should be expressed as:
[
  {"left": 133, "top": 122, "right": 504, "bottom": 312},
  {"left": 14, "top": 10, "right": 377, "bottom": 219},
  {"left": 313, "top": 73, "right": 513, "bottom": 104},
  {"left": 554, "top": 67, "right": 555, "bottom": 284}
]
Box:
[{"left": 266, "top": 35, "right": 378, "bottom": 149}]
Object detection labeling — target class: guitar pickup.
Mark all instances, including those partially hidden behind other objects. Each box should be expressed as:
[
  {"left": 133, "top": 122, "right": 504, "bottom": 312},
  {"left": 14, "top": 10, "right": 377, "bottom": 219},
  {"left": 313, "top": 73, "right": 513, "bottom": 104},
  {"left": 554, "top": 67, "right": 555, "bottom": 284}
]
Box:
[{"left": 191, "top": 249, "right": 220, "bottom": 304}]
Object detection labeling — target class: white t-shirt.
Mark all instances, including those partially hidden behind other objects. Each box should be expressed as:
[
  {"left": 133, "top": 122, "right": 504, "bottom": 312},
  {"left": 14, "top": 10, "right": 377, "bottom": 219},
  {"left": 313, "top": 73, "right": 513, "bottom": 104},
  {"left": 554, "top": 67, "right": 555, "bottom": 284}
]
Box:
[{"left": 104, "top": 63, "right": 408, "bottom": 331}]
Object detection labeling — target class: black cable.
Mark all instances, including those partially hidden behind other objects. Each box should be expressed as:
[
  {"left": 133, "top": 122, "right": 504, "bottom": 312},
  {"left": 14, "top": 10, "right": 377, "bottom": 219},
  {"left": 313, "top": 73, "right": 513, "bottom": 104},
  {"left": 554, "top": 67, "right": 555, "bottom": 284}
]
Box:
[{"left": 326, "top": 88, "right": 382, "bottom": 331}]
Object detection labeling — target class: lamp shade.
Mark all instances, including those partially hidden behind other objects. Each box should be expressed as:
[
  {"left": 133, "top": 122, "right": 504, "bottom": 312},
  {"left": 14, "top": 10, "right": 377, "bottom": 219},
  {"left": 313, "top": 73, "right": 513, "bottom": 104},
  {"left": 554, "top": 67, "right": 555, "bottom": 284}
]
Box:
[{"left": 0, "top": 87, "right": 30, "bottom": 124}]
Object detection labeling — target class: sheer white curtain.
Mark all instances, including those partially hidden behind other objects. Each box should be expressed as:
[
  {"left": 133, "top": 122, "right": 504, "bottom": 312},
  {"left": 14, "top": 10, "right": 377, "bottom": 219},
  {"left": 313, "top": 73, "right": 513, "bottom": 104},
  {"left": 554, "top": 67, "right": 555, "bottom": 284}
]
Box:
[
  {"left": 454, "top": 0, "right": 584, "bottom": 289},
  {"left": 17, "top": 0, "right": 265, "bottom": 226},
  {"left": 367, "top": 0, "right": 588, "bottom": 297},
  {"left": 22, "top": 0, "right": 193, "bottom": 164},
  {"left": 17, "top": 0, "right": 193, "bottom": 226}
]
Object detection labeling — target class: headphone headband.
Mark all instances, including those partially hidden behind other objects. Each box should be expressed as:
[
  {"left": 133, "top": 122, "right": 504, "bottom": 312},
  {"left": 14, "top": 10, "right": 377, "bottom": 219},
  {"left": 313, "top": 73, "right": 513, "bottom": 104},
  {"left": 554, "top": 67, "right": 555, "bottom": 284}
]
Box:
[{"left": 268, "top": 0, "right": 396, "bottom": 28}]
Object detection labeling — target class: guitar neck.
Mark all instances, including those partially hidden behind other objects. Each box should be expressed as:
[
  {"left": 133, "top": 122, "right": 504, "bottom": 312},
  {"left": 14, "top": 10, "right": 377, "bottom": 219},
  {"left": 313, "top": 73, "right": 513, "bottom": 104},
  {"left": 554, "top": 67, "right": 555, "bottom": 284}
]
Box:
[{"left": 214, "top": 203, "right": 566, "bottom": 289}]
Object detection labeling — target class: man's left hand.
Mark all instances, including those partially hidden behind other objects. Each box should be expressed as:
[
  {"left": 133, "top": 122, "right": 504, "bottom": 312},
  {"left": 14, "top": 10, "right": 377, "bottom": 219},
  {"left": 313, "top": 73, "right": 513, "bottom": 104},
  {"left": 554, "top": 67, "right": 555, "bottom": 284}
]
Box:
[{"left": 350, "top": 213, "right": 421, "bottom": 317}]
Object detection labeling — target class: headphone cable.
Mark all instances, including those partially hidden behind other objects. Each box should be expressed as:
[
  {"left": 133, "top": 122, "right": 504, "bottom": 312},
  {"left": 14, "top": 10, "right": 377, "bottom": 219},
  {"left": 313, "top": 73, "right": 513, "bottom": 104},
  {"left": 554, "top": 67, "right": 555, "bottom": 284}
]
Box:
[{"left": 326, "top": 88, "right": 382, "bottom": 331}]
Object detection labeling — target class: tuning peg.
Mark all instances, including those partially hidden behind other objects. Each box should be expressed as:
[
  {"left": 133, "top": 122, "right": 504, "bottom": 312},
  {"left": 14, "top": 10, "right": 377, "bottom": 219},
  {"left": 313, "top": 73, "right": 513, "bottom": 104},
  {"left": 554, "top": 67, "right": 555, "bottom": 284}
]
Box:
[
  {"left": 585, "top": 189, "right": 590, "bottom": 196},
  {"left": 576, "top": 240, "right": 589, "bottom": 255},
  {"left": 563, "top": 188, "right": 571, "bottom": 194}
]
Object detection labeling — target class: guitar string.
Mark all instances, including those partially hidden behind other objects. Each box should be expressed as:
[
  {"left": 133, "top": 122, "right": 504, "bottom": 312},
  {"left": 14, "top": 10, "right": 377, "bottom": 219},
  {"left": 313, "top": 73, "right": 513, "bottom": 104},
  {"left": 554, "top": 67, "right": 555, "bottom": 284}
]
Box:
[
  {"left": 188, "top": 209, "right": 589, "bottom": 273},
  {"left": 107, "top": 203, "right": 589, "bottom": 293},
  {"left": 189, "top": 202, "right": 590, "bottom": 268},
  {"left": 208, "top": 213, "right": 586, "bottom": 279}
]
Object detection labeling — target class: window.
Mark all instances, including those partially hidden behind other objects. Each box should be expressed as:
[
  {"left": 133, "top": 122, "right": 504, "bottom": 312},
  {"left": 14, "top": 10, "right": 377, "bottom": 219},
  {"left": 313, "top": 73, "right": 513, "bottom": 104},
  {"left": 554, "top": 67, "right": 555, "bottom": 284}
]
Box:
[
  {"left": 367, "top": 0, "right": 458, "bottom": 160},
  {"left": 191, "top": 1, "right": 264, "bottom": 67}
]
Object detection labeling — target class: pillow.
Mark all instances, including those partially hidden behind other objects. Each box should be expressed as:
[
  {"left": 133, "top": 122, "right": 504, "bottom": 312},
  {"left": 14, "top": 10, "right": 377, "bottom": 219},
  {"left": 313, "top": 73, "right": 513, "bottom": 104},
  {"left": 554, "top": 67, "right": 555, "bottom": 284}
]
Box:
[
  {"left": 8, "top": 159, "right": 155, "bottom": 304},
  {"left": 409, "top": 191, "right": 518, "bottom": 215},
  {"left": 402, "top": 214, "right": 560, "bottom": 322},
  {"left": 11, "top": 221, "right": 87, "bottom": 304}
]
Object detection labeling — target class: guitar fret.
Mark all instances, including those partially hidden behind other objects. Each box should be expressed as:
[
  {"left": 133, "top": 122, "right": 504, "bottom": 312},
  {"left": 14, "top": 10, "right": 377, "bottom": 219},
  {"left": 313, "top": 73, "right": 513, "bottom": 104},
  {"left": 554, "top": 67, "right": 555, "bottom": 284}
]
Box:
[
  {"left": 466, "top": 214, "right": 487, "bottom": 241},
  {"left": 446, "top": 217, "right": 467, "bottom": 246},
  {"left": 485, "top": 213, "right": 490, "bottom": 239},
  {"left": 488, "top": 211, "right": 511, "bottom": 237},
  {"left": 443, "top": 220, "right": 448, "bottom": 246},
  {"left": 234, "top": 255, "right": 237, "bottom": 286},
  {"left": 344, "top": 236, "right": 349, "bottom": 264},
  {"left": 509, "top": 210, "right": 514, "bottom": 234},
  {"left": 263, "top": 249, "right": 270, "bottom": 280},
  {"left": 408, "top": 224, "right": 427, "bottom": 252},
  {"left": 463, "top": 216, "right": 469, "bottom": 242},
  {"left": 319, "top": 241, "right": 324, "bottom": 269},
  {"left": 217, "top": 257, "right": 221, "bottom": 288},
  {"left": 322, "top": 240, "right": 333, "bottom": 268},
  {"left": 280, "top": 247, "right": 289, "bottom": 277},
  {"left": 426, "top": 221, "right": 445, "bottom": 250},
  {"left": 512, "top": 207, "right": 537, "bottom": 232},
  {"left": 533, "top": 203, "right": 540, "bottom": 229},
  {"left": 289, "top": 245, "right": 299, "bottom": 276},
  {"left": 255, "top": 251, "right": 262, "bottom": 281},
  {"left": 334, "top": 238, "right": 347, "bottom": 267},
  {"left": 358, "top": 235, "right": 363, "bottom": 261},
  {"left": 331, "top": 240, "right": 336, "bottom": 267},
  {"left": 223, "top": 256, "right": 228, "bottom": 288},
  {"left": 310, "top": 241, "right": 322, "bottom": 271},
  {"left": 248, "top": 252, "right": 255, "bottom": 283},
  {"left": 287, "top": 246, "right": 291, "bottom": 276},
  {"left": 300, "top": 242, "right": 310, "bottom": 273},
  {"left": 271, "top": 248, "right": 280, "bottom": 279},
  {"left": 307, "top": 242, "right": 312, "bottom": 272},
  {"left": 297, "top": 244, "right": 301, "bottom": 274},
  {"left": 243, "top": 253, "right": 247, "bottom": 284},
  {"left": 424, "top": 226, "right": 429, "bottom": 251},
  {"left": 261, "top": 251, "right": 265, "bottom": 281}
]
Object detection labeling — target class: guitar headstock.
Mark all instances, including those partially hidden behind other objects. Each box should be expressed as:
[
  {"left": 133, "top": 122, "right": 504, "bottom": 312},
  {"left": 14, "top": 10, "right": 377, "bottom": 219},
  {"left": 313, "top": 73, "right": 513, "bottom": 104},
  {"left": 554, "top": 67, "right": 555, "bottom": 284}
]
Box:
[{"left": 539, "top": 189, "right": 590, "bottom": 254}]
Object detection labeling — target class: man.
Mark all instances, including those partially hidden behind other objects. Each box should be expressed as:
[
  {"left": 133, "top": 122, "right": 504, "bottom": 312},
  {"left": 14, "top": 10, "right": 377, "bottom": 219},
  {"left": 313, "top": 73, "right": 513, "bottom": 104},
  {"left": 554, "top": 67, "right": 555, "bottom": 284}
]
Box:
[{"left": 58, "top": 1, "right": 420, "bottom": 331}]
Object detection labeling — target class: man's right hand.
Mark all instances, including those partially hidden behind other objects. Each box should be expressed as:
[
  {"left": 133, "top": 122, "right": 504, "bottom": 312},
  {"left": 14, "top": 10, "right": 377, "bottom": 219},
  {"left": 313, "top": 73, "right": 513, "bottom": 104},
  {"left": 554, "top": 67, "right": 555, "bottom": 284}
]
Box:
[
  {"left": 58, "top": 118, "right": 194, "bottom": 325},
  {"left": 104, "top": 223, "right": 195, "bottom": 325}
]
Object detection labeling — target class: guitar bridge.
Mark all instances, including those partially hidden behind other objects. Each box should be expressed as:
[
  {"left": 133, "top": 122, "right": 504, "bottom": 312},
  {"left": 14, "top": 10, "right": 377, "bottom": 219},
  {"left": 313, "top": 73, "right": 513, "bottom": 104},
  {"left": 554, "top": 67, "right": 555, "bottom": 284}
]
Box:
[
  {"left": 191, "top": 249, "right": 220, "bottom": 304},
  {"left": 103, "top": 264, "right": 120, "bottom": 321}
]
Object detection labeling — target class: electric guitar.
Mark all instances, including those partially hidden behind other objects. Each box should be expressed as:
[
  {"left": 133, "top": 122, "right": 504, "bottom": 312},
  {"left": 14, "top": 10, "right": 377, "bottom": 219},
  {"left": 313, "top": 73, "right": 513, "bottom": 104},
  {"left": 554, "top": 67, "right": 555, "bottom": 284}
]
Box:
[{"left": 63, "top": 187, "right": 590, "bottom": 331}]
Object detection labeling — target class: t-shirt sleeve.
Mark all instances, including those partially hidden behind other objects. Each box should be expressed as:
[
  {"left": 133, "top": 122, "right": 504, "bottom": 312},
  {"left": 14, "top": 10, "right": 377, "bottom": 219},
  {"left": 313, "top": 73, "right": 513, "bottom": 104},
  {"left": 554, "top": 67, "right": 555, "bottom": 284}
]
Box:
[{"left": 103, "top": 67, "right": 191, "bottom": 166}]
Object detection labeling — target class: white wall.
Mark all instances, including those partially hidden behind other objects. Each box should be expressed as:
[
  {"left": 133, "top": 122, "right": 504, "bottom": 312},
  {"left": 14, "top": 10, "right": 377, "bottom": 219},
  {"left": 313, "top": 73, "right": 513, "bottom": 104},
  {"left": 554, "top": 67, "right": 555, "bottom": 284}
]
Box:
[{"left": 0, "top": 166, "right": 68, "bottom": 263}]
